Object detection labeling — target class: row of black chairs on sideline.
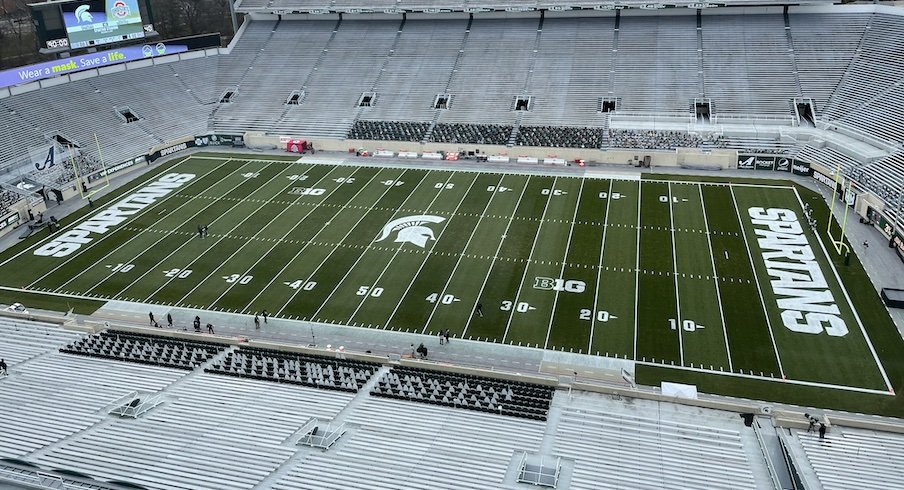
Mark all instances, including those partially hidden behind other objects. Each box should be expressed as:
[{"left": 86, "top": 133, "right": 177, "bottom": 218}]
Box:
[
  {"left": 205, "top": 346, "right": 380, "bottom": 392},
  {"left": 431, "top": 123, "right": 512, "bottom": 145},
  {"left": 348, "top": 120, "right": 430, "bottom": 142},
  {"left": 371, "top": 366, "right": 554, "bottom": 421},
  {"left": 517, "top": 125, "right": 605, "bottom": 148},
  {"left": 61, "top": 330, "right": 227, "bottom": 370}
]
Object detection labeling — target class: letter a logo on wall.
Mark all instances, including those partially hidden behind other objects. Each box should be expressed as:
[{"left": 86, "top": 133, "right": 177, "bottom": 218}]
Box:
[{"left": 375, "top": 215, "right": 445, "bottom": 248}]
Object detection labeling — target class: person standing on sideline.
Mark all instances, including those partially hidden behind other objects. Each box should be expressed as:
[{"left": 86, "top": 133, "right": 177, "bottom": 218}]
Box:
[
  {"left": 439, "top": 331, "right": 444, "bottom": 345},
  {"left": 203, "top": 225, "right": 209, "bottom": 238},
  {"left": 444, "top": 329, "right": 450, "bottom": 344},
  {"left": 262, "top": 310, "right": 269, "bottom": 324},
  {"left": 254, "top": 314, "right": 261, "bottom": 330},
  {"left": 863, "top": 240, "right": 870, "bottom": 248},
  {"left": 475, "top": 302, "right": 484, "bottom": 318},
  {"left": 193, "top": 316, "right": 201, "bottom": 332},
  {"left": 198, "top": 224, "right": 204, "bottom": 238},
  {"left": 207, "top": 323, "right": 214, "bottom": 334},
  {"left": 819, "top": 423, "right": 827, "bottom": 440},
  {"left": 0, "top": 358, "right": 7, "bottom": 375},
  {"left": 167, "top": 313, "right": 173, "bottom": 328},
  {"left": 149, "top": 311, "right": 155, "bottom": 326}
]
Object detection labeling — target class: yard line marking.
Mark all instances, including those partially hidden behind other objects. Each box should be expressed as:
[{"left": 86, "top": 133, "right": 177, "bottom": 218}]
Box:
[
  {"left": 632, "top": 181, "right": 641, "bottom": 360},
  {"left": 417, "top": 174, "right": 506, "bottom": 334},
  {"left": 501, "top": 177, "right": 557, "bottom": 343},
  {"left": 272, "top": 168, "right": 413, "bottom": 317},
  {"left": 462, "top": 176, "right": 532, "bottom": 338},
  {"left": 23, "top": 154, "right": 208, "bottom": 287},
  {"left": 53, "top": 159, "right": 249, "bottom": 293},
  {"left": 792, "top": 187, "right": 892, "bottom": 392},
  {"left": 699, "top": 184, "right": 732, "bottom": 372},
  {"left": 729, "top": 184, "right": 785, "bottom": 378},
  {"left": 668, "top": 182, "right": 684, "bottom": 366},
  {"left": 543, "top": 178, "right": 585, "bottom": 349},
  {"left": 113, "top": 162, "right": 298, "bottom": 300},
  {"left": 588, "top": 180, "right": 613, "bottom": 353},
  {"left": 199, "top": 166, "right": 351, "bottom": 309},
  {"left": 237, "top": 170, "right": 387, "bottom": 312},
  {"left": 309, "top": 170, "right": 431, "bottom": 320},
  {"left": 349, "top": 172, "right": 476, "bottom": 325}
]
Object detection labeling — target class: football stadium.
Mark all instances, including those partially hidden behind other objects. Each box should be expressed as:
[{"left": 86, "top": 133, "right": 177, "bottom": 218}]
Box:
[{"left": 0, "top": 0, "right": 904, "bottom": 488}]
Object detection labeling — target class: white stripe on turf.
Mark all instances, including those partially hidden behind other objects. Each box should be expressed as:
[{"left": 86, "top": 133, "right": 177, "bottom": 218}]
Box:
[{"left": 699, "top": 183, "right": 733, "bottom": 372}]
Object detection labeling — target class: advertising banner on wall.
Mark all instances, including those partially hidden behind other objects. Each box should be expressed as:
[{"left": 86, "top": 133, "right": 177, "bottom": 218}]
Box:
[
  {"left": 0, "top": 42, "right": 189, "bottom": 90},
  {"left": 737, "top": 154, "right": 811, "bottom": 176}
]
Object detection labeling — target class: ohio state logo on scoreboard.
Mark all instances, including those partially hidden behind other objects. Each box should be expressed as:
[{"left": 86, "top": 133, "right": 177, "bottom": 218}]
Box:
[{"left": 111, "top": 1, "right": 131, "bottom": 18}]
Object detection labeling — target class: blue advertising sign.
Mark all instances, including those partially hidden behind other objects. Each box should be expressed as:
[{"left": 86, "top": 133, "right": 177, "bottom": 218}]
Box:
[{"left": 0, "top": 42, "right": 188, "bottom": 90}]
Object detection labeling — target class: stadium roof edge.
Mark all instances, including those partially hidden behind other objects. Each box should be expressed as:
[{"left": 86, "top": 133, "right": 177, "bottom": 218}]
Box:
[{"left": 235, "top": 0, "right": 837, "bottom": 14}]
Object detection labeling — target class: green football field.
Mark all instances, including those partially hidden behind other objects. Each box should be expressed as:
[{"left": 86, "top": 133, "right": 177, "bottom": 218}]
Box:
[{"left": 0, "top": 153, "right": 892, "bottom": 395}]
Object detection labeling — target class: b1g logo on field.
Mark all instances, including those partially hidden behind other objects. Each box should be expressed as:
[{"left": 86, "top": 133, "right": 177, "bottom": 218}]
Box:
[
  {"left": 375, "top": 215, "right": 445, "bottom": 248},
  {"left": 533, "top": 277, "right": 585, "bottom": 293}
]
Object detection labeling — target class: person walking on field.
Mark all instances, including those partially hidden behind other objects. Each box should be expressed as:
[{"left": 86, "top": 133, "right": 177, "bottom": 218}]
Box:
[
  {"left": 444, "top": 329, "right": 450, "bottom": 344},
  {"left": 262, "top": 310, "right": 269, "bottom": 324}
]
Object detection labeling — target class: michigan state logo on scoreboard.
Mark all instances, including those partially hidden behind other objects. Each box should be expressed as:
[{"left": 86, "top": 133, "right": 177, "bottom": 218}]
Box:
[{"left": 375, "top": 215, "right": 445, "bottom": 248}]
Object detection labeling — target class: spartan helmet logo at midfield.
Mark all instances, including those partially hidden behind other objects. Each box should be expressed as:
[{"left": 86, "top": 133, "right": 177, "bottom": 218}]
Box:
[{"left": 375, "top": 215, "right": 446, "bottom": 248}]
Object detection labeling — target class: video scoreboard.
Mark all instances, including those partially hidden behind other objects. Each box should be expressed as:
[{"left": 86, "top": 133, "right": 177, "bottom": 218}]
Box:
[{"left": 30, "top": 0, "right": 157, "bottom": 53}]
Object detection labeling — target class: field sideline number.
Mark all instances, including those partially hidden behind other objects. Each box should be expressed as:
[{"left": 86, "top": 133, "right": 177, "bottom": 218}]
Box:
[
  {"left": 669, "top": 319, "right": 699, "bottom": 332},
  {"left": 501, "top": 301, "right": 530, "bottom": 313},
  {"left": 111, "top": 263, "right": 134, "bottom": 273},
  {"left": 287, "top": 280, "right": 317, "bottom": 290},
  {"left": 579, "top": 309, "right": 610, "bottom": 322},
  {"left": 225, "top": 274, "right": 253, "bottom": 284},
  {"left": 599, "top": 192, "right": 622, "bottom": 200},
  {"left": 165, "top": 268, "right": 192, "bottom": 278},
  {"left": 357, "top": 286, "right": 383, "bottom": 297},
  {"left": 435, "top": 183, "right": 454, "bottom": 189},
  {"left": 426, "top": 293, "right": 456, "bottom": 304}
]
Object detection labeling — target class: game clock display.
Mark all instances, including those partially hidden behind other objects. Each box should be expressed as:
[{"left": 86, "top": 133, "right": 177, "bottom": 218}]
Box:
[{"left": 61, "top": 0, "right": 145, "bottom": 49}]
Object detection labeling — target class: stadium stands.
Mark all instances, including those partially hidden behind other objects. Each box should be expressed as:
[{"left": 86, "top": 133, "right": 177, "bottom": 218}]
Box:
[
  {"left": 784, "top": 425, "right": 904, "bottom": 490},
  {"left": 613, "top": 14, "right": 699, "bottom": 113},
  {"left": 431, "top": 123, "right": 512, "bottom": 145},
  {"left": 348, "top": 120, "right": 431, "bottom": 142},
  {"left": 274, "top": 395, "right": 547, "bottom": 490},
  {"left": 607, "top": 129, "right": 707, "bottom": 150},
  {"left": 517, "top": 125, "right": 604, "bottom": 148},
  {"left": 61, "top": 330, "right": 227, "bottom": 369},
  {"left": 205, "top": 346, "right": 378, "bottom": 391},
  {"left": 34, "top": 373, "right": 355, "bottom": 490},
  {"left": 554, "top": 406, "right": 759, "bottom": 489},
  {"left": 370, "top": 365, "right": 555, "bottom": 420},
  {"left": 2, "top": 7, "right": 904, "bottom": 223}
]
